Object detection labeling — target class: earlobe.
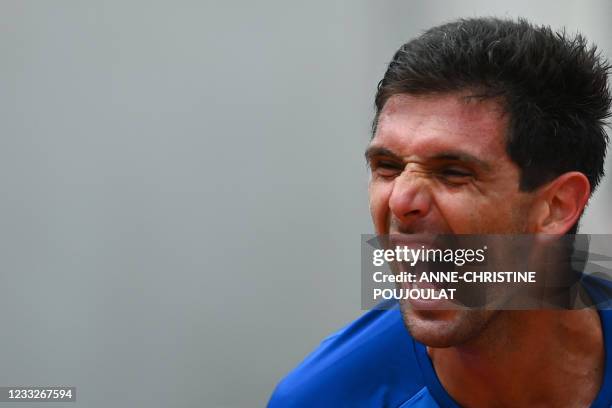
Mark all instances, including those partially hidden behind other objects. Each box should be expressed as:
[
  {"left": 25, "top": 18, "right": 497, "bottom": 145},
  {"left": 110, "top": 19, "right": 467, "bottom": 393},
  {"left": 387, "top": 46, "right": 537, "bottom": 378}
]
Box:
[{"left": 537, "top": 172, "right": 590, "bottom": 234}]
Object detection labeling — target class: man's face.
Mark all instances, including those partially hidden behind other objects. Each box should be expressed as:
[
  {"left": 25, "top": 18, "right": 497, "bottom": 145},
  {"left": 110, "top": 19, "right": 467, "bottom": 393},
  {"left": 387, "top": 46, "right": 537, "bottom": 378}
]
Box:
[{"left": 367, "top": 92, "right": 537, "bottom": 347}]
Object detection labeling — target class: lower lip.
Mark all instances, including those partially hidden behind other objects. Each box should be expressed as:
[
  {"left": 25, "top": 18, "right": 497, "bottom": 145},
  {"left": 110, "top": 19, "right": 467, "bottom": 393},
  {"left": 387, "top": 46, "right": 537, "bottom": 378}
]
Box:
[{"left": 401, "top": 281, "right": 457, "bottom": 310}]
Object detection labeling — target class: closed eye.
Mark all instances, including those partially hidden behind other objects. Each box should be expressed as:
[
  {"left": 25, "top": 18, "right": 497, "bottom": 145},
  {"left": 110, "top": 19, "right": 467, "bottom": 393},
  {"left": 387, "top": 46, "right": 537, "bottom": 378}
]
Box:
[
  {"left": 370, "top": 159, "right": 404, "bottom": 178},
  {"left": 437, "top": 167, "right": 473, "bottom": 185},
  {"left": 441, "top": 168, "right": 471, "bottom": 177}
]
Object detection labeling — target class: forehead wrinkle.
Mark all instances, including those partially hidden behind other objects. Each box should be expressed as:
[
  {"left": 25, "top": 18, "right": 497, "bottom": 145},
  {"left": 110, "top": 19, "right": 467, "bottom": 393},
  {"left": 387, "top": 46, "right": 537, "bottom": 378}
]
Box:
[
  {"left": 374, "top": 94, "right": 509, "bottom": 166},
  {"left": 372, "top": 126, "right": 495, "bottom": 165}
]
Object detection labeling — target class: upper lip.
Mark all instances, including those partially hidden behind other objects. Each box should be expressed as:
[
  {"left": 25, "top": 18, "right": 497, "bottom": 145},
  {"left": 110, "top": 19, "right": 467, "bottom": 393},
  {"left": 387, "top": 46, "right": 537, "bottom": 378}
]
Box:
[{"left": 388, "top": 233, "right": 438, "bottom": 249}]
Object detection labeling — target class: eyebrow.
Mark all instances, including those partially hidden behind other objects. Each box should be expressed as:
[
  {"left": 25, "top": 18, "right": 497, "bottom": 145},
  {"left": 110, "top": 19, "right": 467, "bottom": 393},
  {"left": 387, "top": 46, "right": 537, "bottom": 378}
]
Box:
[
  {"left": 364, "top": 146, "right": 492, "bottom": 171},
  {"left": 364, "top": 146, "right": 402, "bottom": 162}
]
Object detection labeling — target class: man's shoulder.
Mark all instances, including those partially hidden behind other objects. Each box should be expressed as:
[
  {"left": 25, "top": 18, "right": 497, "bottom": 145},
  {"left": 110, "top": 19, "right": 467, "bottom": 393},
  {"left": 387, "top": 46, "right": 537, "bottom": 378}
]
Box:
[{"left": 268, "top": 302, "right": 427, "bottom": 407}]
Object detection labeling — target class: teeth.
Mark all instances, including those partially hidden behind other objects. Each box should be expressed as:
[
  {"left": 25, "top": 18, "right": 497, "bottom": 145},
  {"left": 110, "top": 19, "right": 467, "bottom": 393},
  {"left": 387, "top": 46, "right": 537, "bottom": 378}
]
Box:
[
  {"left": 410, "top": 282, "right": 449, "bottom": 298},
  {"left": 412, "top": 281, "right": 438, "bottom": 291}
]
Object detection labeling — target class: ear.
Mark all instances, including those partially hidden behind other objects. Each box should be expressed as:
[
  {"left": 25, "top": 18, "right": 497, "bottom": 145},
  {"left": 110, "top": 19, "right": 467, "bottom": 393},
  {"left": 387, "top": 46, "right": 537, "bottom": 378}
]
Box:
[{"left": 533, "top": 172, "right": 590, "bottom": 234}]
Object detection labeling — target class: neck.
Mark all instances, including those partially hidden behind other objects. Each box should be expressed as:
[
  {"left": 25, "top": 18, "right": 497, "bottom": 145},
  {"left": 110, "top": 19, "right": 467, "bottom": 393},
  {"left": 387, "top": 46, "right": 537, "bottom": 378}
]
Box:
[{"left": 429, "top": 309, "right": 604, "bottom": 408}]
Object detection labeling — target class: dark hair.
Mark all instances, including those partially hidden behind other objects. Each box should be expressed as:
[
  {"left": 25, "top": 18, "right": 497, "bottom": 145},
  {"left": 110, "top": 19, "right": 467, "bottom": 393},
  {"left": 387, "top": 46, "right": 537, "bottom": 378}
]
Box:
[{"left": 374, "top": 17, "right": 611, "bottom": 206}]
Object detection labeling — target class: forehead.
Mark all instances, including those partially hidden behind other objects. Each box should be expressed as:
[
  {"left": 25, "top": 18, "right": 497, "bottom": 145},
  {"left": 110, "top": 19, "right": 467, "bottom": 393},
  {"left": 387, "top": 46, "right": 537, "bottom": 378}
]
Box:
[{"left": 373, "top": 93, "right": 509, "bottom": 159}]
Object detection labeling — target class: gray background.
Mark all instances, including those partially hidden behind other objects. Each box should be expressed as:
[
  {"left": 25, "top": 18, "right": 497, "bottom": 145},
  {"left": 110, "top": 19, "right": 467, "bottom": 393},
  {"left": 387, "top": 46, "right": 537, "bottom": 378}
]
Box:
[{"left": 1, "top": 1, "right": 611, "bottom": 407}]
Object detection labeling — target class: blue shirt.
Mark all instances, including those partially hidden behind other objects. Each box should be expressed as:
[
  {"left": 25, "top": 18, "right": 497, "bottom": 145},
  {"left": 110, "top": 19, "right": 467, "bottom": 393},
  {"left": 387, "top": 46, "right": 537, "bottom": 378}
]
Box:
[{"left": 268, "top": 300, "right": 612, "bottom": 407}]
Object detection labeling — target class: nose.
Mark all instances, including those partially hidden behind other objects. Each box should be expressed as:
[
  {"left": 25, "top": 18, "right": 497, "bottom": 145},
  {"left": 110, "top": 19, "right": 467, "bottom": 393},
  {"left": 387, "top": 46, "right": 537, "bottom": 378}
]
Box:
[{"left": 388, "top": 171, "right": 432, "bottom": 227}]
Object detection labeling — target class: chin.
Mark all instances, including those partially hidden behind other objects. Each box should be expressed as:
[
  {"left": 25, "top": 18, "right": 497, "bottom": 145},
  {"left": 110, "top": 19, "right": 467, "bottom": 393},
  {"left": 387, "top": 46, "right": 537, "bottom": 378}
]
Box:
[{"left": 399, "top": 304, "right": 496, "bottom": 348}]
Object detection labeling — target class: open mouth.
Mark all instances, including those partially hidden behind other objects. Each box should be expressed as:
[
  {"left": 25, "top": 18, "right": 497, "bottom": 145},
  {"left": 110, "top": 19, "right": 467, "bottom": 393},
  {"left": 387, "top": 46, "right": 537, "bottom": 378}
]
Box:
[
  {"left": 380, "top": 233, "right": 490, "bottom": 309},
  {"left": 393, "top": 261, "right": 459, "bottom": 310}
]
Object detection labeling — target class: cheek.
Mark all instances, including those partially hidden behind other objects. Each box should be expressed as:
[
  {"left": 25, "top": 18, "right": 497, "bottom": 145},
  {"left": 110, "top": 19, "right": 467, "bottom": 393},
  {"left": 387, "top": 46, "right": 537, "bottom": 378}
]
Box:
[
  {"left": 368, "top": 181, "right": 393, "bottom": 233},
  {"left": 436, "top": 191, "right": 527, "bottom": 234},
  {"left": 434, "top": 190, "right": 500, "bottom": 234},
  {"left": 437, "top": 202, "right": 481, "bottom": 233}
]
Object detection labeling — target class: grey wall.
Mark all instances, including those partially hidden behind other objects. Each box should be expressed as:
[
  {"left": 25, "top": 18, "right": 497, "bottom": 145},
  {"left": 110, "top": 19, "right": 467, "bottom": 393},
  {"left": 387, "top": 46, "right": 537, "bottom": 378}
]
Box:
[{"left": 1, "top": 1, "right": 611, "bottom": 407}]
